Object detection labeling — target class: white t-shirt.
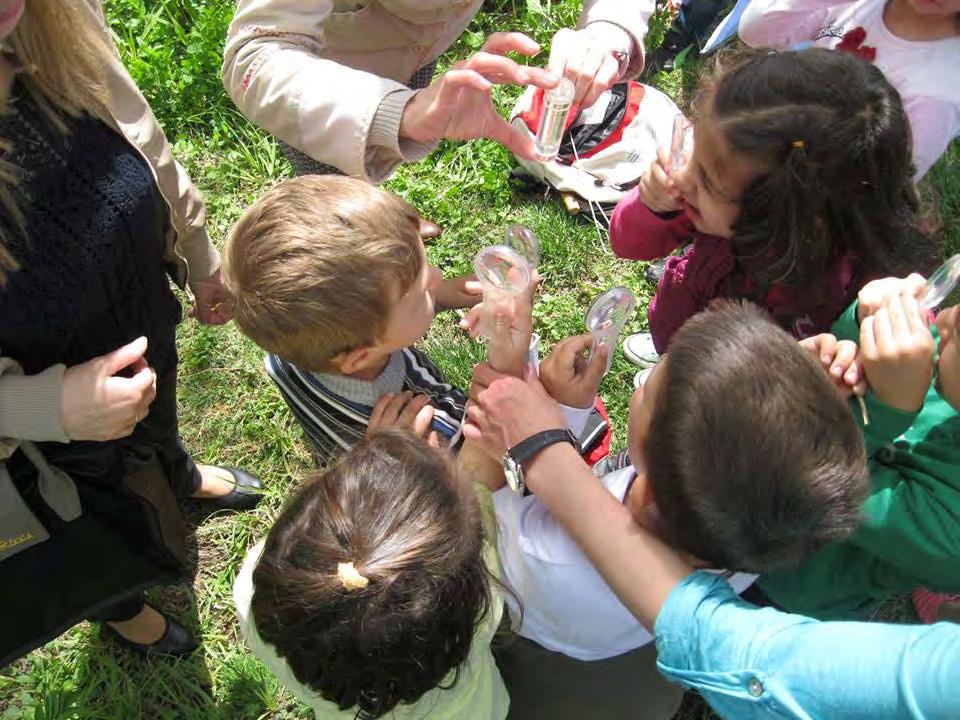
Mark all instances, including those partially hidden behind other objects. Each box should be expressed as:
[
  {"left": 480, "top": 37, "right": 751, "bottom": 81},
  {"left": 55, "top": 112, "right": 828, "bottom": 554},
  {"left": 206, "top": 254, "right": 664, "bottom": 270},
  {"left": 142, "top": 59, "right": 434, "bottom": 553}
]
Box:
[
  {"left": 739, "top": 0, "right": 960, "bottom": 178},
  {"left": 493, "top": 466, "right": 757, "bottom": 661}
]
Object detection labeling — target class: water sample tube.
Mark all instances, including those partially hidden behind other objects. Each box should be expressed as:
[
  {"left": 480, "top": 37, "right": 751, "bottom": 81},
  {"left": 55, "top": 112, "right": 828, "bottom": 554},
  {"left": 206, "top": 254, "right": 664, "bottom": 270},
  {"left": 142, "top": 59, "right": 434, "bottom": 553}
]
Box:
[
  {"left": 671, "top": 114, "right": 694, "bottom": 172},
  {"left": 585, "top": 287, "right": 637, "bottom": 374},
  {"left": 920, "top": 254, "right": 960, "bottom": 310},
  {"left": 473, "top": 245, "right": 532, "bottom": 339},
  {"left": 504, "top": 224, "right": 540, "bottom": 270},
  {"left": 534, "top": 78, "right": 575, "bottom": 163}
]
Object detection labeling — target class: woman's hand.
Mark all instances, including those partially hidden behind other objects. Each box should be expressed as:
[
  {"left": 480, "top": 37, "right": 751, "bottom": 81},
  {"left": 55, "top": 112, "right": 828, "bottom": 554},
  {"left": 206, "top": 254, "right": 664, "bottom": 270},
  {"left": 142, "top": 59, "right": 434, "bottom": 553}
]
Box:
[
  {"left": 548, "top": 23, "right": 634, "bottom": 108},
  {"left": 189, "top": 268, "right": 233, "bottom": 325},
  {"left": 59, "top": 337, "right": 157, "bottom": 441},
  {"left": 399, "top": 32, "right": 558, "bottom": 160}
]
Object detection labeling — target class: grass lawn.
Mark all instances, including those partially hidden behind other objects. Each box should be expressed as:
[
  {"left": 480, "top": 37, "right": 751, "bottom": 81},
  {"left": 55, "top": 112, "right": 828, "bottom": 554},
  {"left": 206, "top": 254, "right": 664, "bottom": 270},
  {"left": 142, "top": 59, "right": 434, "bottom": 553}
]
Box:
[{"left": 1, "top": 1, "right": 957, "bottom": 718}]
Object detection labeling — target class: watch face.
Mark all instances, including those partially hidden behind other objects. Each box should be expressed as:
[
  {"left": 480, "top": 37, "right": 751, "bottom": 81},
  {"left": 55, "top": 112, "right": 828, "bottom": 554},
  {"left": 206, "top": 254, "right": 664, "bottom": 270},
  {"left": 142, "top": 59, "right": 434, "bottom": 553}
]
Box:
[{"left": 502, "top": 454, "right": 524, "bottom": 495}]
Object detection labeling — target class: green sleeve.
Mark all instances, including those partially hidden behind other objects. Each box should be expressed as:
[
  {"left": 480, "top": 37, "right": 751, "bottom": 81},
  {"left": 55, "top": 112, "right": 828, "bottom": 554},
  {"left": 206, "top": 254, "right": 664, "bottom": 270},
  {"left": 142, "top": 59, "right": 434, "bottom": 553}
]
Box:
[
  {"left": 853, "top": 392, "right": 918, "bottom": 457},
  {"left": 830, "top": 299, "right": 861, "bottom": 344},
  {"left": 850, "top": 456, "right": 960, "bottom": 591}
]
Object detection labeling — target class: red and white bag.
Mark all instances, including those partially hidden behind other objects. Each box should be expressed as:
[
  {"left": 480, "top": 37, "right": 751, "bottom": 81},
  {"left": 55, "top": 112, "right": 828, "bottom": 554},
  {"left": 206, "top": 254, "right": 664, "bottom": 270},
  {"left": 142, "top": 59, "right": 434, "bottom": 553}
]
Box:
[{"left": 510, "top": 81, "right": 679, "bottom": 224}]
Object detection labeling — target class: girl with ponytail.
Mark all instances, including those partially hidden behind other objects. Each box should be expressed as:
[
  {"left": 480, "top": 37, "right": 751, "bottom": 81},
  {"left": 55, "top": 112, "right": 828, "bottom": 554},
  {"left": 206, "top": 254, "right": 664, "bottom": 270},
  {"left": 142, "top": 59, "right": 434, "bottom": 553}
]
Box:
[{"left": 609, "top": 48, "right": 940, "bottom": 360}]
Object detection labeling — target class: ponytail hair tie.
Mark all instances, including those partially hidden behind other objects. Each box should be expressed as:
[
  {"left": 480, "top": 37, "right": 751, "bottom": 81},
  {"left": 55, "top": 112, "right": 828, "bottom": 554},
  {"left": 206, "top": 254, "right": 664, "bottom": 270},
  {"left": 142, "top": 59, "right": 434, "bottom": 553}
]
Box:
[
  {"left": 337, "top": 562, "right": 369, "bottom": 591},
  {"left": 791, "top": 140, "right": 805, "bottom": 150}
]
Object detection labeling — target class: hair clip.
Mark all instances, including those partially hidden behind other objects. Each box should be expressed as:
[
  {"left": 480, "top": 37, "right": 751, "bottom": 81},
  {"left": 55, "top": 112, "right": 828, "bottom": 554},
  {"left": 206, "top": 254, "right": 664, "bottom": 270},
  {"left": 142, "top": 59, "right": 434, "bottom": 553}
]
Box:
[
  {"left": 337, "top": 562, "right": 369, "bottom": 591},
  {"left": 791, "top": 140, "right": 805, "bottom": 150}
]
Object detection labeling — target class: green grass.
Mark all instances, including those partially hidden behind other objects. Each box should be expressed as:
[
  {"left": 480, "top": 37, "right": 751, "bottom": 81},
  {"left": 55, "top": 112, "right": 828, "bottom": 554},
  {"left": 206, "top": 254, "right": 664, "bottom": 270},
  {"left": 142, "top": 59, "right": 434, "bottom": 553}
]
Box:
[{"left": 1, "top": 1, "right": 957, "bottom": 718}]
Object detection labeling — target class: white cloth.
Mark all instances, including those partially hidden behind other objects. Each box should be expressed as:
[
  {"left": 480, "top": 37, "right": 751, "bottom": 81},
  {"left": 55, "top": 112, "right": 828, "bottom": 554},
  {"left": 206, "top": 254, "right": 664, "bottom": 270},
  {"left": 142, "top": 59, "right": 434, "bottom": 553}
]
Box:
[
  {"left": 493, "top": 466, "right": 757, "bottom": 661},
  {"left": 739, "top": 0, "right": 960, "bottom": 178}
]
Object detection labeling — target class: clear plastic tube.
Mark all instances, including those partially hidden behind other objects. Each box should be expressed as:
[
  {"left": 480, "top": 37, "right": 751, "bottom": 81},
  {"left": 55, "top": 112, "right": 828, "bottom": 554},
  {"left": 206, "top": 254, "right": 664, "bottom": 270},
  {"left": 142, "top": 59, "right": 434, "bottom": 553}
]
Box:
[
  {"left": 585, "top": 287, "right": 637, "bottom": 374},
  {"left": 473, "top": 245, "right": 531, "bottom": 339},
  {"left": 504, "top": 224, "right": 540, "bottom": 269},
  {"left": 671, "top": 114, "right": 694, "bottom": 172},
  {"left": 919, "top": 254, "right": 960, "bottom": 310},
  {"left": 534, "top": 78, "right": 575, "bottom": 163}
]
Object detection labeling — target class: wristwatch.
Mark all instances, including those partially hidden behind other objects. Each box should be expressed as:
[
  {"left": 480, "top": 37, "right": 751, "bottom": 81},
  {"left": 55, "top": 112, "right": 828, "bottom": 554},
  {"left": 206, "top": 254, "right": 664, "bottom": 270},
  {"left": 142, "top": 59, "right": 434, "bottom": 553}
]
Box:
[{"left": 502, "top": 428, "right": 579, "bottom": 495}]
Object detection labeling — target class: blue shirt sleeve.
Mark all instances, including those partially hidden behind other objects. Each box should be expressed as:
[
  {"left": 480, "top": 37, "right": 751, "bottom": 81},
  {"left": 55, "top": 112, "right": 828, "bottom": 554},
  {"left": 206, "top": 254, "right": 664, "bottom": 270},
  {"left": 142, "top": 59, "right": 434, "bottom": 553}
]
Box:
[{"left": 654, "top": 572, "right": 960, "bottom": 720}]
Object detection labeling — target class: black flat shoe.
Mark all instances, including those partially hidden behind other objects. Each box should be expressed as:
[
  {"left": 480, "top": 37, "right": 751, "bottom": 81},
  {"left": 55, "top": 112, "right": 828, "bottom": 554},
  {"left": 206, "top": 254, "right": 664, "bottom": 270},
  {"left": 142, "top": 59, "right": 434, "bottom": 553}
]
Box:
[
  {"left": 102, "top": 613, "right": 198, "bottom": 658},
  {"left": 191, "top": 466, "right": 264, "bottom": 512}
]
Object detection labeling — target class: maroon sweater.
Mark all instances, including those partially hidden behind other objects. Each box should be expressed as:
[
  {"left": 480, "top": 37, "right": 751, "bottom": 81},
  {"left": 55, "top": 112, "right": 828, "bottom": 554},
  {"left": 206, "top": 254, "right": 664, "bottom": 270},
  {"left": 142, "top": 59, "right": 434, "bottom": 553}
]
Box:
[{"left": 609, "top": 188, "right": 864, "bottom": 353}]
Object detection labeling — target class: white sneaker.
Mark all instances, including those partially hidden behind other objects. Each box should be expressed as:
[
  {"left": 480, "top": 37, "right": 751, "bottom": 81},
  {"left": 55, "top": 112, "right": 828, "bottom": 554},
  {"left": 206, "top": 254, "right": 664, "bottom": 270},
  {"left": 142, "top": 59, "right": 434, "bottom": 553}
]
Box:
[
  {"left": 622, "top": 332, "right": 660, "bottom": 368},
  {"left": 633, "top": 368, "right": 654, "bottom": 389}
]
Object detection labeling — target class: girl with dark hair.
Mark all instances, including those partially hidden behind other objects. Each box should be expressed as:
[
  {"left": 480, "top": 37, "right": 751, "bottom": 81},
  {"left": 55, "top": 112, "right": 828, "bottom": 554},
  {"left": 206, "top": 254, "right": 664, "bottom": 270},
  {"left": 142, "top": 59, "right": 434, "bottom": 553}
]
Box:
[
  {"left": 740, "top": 0, "right": 960, "bottom": 179},
  {"left": 608, "top": 47, "right": 941, "bottom": 369},
  {"left": 233, "top": 430, "right": 510, "bottom": 720}
]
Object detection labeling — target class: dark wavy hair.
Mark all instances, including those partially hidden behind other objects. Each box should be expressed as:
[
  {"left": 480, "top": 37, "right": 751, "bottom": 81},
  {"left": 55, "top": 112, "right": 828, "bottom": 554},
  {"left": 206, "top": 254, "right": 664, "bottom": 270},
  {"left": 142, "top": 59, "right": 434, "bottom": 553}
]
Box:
[
  {"left": 697, "top": 47, "right": 940, "bottom": 293},
  {"left": 644, "top": 301, "right": 870, "bottom": 572},
  {"left": 251, "top": 430, "right": 493, "bottom": 719}
]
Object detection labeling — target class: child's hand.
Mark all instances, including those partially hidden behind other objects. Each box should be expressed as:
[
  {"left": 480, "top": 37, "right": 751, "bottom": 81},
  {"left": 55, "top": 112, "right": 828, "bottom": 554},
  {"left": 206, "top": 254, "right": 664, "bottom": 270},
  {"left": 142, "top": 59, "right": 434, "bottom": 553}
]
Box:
[
  {"left": 799, "top": 333, "right": 867, "bottom": 398},
  {"left": 436, "top": 274, "right": 482, "bottom": 311},
  {"left": 368, "top": 391, "right": 440, "bottom": 447},
  {"left": 857, "top": 274, "right": 928, "bottom": 323},
  {"left": 486, "top": 279, "right": 535, "bottom": 378},
  {"left": 539, "top": 334, "right": 607, "bottom": 409},
  {"left": 638, "top": 148, "right": 681, "bottom": 214},
  {"left": 859, "top": 291, "right": 935, "bottom": 413}
]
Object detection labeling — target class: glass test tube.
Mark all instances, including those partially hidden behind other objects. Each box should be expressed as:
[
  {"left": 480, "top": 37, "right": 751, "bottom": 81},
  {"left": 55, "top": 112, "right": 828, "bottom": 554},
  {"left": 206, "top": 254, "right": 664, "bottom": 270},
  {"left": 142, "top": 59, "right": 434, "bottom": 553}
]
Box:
[
  {"left": 534, "top": 78, "right": 575, "bottom": 163},
  {"left": 473, "top": 245, "right": 531, "bottom": 339}
]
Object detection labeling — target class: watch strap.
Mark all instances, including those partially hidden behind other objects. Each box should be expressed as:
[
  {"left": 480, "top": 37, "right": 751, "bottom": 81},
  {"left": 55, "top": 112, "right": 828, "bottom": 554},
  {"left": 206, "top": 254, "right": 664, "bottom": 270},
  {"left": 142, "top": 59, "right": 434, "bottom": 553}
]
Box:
[{"left": 508, "top": 428, "right": 578, "bottom": 468}]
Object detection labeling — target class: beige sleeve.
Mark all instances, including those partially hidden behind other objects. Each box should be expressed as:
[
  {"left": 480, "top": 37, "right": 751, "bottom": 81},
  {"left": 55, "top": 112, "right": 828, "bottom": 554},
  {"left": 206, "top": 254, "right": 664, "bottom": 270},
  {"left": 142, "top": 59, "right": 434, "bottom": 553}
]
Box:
[
  {"left": 580, "top": 0, "right": 656, "bottom": 77},
  {"left": 83, "top": 0, "right": 220, "bottom": 283},
  {"left": 0, "top": 359, "right": 69, "bottom": 457},
  {"left": 222, "top": 0, "right": 424, "bottom": 182}
]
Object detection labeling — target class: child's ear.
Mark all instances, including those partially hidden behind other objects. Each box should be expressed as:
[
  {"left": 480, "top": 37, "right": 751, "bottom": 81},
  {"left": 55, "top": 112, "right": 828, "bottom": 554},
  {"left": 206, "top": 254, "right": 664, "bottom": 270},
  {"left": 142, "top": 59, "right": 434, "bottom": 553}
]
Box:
[{"left": 333, "top": 346, "right": 374, "bottom": 374}]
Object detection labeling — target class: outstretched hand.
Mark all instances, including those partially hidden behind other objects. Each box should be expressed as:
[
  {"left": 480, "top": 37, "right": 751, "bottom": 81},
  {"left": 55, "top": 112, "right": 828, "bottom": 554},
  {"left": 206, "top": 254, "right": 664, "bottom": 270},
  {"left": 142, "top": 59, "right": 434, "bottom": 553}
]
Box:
[{"left": 399, "top": 32, "right": 559, "bottom": 160}]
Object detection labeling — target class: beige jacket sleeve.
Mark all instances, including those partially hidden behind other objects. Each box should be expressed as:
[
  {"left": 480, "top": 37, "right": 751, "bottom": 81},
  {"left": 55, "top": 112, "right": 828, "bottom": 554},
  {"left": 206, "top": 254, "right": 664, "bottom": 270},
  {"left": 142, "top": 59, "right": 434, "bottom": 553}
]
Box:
[
  {"left": 222, "top": 0, "right": 434, "bottom": 183},
  {"left": 0, "top": 357, "right": 69, "bottom": 459},
  {"left": 580, "top": 0, "right": 655, "bottom": 77},
  {"left": 83, "top": 0, "right": 220, "bottom": 284}
]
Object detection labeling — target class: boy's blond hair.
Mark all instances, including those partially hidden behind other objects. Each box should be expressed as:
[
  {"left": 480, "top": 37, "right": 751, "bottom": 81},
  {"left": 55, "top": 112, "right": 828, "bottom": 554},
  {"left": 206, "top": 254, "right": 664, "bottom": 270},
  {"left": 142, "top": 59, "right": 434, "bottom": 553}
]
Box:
[{"left": 224, "top": 176, "right": 422, "bottom": 372}]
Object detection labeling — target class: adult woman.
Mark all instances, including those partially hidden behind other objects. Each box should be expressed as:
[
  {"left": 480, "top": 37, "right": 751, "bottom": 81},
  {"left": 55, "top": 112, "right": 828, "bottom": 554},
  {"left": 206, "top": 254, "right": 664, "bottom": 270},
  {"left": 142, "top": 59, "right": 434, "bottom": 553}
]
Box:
[
  {"left": 0, "top": 0, "right": 258, "bottom": 662},
  {"left": 222, "top": 1, "right": 654, "bottom": 196}
]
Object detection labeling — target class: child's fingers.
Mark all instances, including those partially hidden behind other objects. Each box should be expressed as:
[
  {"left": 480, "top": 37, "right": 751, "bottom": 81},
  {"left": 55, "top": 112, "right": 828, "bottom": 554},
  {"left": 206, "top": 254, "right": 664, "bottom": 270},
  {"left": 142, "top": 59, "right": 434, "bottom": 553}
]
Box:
[
  {"left": 871, "top": 307, "right": 895, "bottom": 356},
  {"left": 369, "top": 393, "right": 395, "bottom": 428},
  {"left": 902, "top": 291, "right": 932, "bottom": 337},
  {"left": 904, "top": 272, "right": 928, "bottom": 300},
  {"left": 831, "top": 341, "right": 857, "bottom": 380},
  {"left": 851, "top": 379, "right": 868, "bottom": 397},
  {"left": 883, "top": 292, "right": 910, "bottom": 341},
  {"left": 816, "top": 334, "right": 837, "bottom": 368},
  {"left": 860, "top": 315, "right": 877, "bottom": 360},
  {"left": 411, "top": 403, "right": 436, "bottom": 437},
  {"left": 398, "top": 394, "right": 432, "bottom": 427},
  {"left": 583, "top": 342, "right": 608, "bottom": 387},
  {"left": 383, "top": 391, "right": 414, "bottom": 424},
  {"left": 427, "top": 430, "right": 441, "bottom": 448},
  {"left": 656, "top": 146, "right": 671, "bottom": 171}
]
